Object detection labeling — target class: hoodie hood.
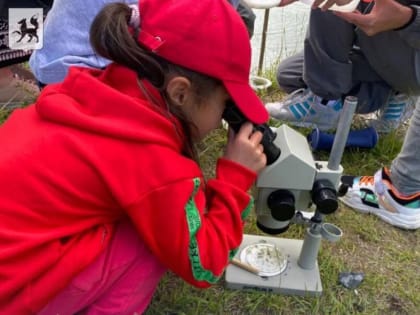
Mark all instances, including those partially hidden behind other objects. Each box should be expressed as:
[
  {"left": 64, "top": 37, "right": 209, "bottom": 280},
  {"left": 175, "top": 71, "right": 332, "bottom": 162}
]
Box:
[{"left": 35, "top": 64, "right": 185, "bottom": 151}]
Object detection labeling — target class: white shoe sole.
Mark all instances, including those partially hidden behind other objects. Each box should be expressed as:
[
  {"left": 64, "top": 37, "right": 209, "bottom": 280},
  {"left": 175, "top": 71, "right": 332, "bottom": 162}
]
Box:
[{"left": 340, "top": 194, "right": 420, "bottom": 230}]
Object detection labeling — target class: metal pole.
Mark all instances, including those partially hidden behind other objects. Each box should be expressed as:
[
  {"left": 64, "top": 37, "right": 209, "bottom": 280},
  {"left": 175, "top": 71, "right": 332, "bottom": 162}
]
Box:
[
  {"left": 327, "top": 96, "right": 358, "bottom": 170},
  {"left": 258, "top": 8, "right": 270, "bottom": 75}
]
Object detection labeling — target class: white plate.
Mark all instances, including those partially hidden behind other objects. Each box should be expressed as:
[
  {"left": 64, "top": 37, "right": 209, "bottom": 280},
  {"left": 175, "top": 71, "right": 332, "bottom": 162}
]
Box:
[
  {"left": 250, "top": 75, "right": 272, "bottom": 91},
  {"left": 240, "top": 242, "right": 287, "bottom": 277},
  {"left": 244, "top": 0, "right": 282, "bottom": 9}
]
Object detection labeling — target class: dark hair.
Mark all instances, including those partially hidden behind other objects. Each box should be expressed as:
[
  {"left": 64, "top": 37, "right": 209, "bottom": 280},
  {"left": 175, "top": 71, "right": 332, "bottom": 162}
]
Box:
[{"left": 90, "top": 3, "right": 221, "bottom": 161}]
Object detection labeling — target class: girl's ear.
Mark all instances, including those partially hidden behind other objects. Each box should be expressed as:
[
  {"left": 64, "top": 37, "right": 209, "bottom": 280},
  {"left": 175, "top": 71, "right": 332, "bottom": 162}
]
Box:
[{"left": 166, "top": 77, "right": 193, "bottom": 107}]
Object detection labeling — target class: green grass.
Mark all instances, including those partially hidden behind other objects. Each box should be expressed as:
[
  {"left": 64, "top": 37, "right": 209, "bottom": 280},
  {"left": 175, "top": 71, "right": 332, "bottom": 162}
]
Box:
[{"left": 1, "top": 66, "right": 418, "bottom": 315}]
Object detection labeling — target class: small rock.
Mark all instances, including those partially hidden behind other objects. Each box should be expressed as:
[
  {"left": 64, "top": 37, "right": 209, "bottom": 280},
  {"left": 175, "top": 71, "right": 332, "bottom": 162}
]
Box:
[{"left": 338, "top": 272, "right": 365, "bottom": 289}]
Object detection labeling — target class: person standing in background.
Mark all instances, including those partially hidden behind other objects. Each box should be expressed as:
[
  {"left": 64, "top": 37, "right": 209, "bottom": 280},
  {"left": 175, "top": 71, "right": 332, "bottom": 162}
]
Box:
[{"left": 334, "top": 0, "right": 420, "bottom": 230}]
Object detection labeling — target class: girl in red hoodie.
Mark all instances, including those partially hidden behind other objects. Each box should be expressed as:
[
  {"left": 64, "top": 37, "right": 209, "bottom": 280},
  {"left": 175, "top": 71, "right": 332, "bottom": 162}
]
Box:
[{"left": 0, "top": 0, "right": 269, "bottom": 314}]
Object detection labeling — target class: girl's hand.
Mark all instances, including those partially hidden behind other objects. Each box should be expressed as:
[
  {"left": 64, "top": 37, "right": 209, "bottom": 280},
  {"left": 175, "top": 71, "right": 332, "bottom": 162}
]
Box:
[{"left": 224, "top": 122, "right": 267, "bottom": 174}]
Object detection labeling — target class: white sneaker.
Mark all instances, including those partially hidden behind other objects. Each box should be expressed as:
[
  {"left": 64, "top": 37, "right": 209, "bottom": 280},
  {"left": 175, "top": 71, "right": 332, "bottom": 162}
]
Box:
[
  {"left": 369, "top": 93, "right": 417, "bottom": 133},
  {"left": 340, "top": 168, "right": 420, "bottom": 230},
  {"left": 265, "top": 88, "right": 342, "bottom": 131}
]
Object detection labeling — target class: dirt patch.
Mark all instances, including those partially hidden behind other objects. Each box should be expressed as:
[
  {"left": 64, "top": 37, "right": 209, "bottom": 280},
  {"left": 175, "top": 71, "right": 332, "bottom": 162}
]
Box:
[
  {"left": 10, "top": 64, "right": 36, "bottom": 82},
  {"left": 387, "top": 294, "right": 410, "bottom": 315},
  {"left": 0, "top": 63, "right": 39, "bottom": 109}
]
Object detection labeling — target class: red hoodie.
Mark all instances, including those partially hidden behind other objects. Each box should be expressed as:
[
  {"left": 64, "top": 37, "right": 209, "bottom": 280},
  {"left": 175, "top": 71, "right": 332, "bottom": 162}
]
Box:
[{"left": 0, "top": 64, "right": 256, "bottom": 314}]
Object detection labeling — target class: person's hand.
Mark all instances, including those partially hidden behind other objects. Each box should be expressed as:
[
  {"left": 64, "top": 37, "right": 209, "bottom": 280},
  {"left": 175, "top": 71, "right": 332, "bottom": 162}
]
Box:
[
  {"left": 279, "top": 0, "right": 352, "bottom": 10},
  {"left": 224, "top": 122, "right": 267, "bottom": 174},
  {"left": 334, "top": 0, "right": 414, "bottom": 36},
  {"left": 278, "top": 0, "right": 299, "bottom": 7},
  {"left": 312, "top": 0, "right": 352, "bottom": 11}
]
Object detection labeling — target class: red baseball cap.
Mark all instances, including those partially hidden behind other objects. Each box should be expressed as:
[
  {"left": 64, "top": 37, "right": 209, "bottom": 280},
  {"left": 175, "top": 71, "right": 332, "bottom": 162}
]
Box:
[{"left": 134, "top": 0, "right": 269, "bottom": 124}]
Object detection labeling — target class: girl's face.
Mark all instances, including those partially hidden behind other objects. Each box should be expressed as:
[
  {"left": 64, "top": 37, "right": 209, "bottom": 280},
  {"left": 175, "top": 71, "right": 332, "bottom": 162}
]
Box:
[
  {"left": 165, "top": 76, "right": 230, "bottom": 141},
  {"left": 186, "top": 85, "right": 230, "bottom": 140}
]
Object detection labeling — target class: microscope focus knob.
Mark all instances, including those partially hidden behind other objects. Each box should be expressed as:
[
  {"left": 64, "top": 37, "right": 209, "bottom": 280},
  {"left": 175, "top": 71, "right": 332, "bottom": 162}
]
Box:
[
  {"left": 312, "top": 180, "right": 338, "bottom": 214},
  {"left": 267, "top": 189, "right": 296, "bottom": 221}
]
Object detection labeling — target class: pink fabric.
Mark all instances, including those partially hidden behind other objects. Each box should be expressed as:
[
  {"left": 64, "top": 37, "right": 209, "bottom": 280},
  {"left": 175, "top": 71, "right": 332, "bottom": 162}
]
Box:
[{"left": 38, "top": 219, "right": 166, "bottom": 315}]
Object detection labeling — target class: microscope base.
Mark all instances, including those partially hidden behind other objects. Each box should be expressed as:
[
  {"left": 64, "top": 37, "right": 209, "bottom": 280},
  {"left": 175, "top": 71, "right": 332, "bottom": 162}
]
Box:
[{"left": 225, "top": 234, "right": 322, "bottom": 296}]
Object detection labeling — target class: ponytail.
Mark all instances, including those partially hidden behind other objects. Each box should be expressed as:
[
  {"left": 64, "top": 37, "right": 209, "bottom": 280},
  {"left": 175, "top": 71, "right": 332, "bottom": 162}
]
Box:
[
  {"left": 89, "top": 3, "right": 222, "bottom": 162},
  {"left": 90, "top": 3, "right": 165, "bottom": 88}
]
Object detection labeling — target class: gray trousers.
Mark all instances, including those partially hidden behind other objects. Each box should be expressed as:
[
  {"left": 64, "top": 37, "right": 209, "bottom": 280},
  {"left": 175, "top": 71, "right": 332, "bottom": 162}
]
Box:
[
  {"left": 277, "top": 10, "right": 420, "bottom": 114},
  {"left": 276, "top": 10, "right": 420, "bottom": 194},
  {"left": 391, "top": 102, "right": 420, "bottom": 195}
]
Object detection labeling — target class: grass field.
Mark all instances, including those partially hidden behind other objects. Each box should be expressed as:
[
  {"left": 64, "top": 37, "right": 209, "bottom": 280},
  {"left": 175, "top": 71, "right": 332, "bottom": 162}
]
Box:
[{"left": 1, "top": 66, "right": 419, "bottom": 315}]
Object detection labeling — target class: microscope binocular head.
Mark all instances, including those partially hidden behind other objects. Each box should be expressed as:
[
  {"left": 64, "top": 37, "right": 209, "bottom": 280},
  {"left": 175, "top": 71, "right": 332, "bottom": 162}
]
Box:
[{"left": 255, "top": 125, "right": 342, "bottom": 235}]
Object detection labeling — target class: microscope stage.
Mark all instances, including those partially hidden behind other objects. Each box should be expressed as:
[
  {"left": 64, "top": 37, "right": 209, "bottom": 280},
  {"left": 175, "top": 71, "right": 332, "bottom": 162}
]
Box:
[{"left": 225, "top": 234, "right": 322, "bottom": 296}]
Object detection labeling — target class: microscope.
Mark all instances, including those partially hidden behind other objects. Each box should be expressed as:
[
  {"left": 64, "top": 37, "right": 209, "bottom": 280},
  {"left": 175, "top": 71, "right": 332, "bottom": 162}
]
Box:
[{"left": 223, "top": 97, "right": 357, "bottom": 296}]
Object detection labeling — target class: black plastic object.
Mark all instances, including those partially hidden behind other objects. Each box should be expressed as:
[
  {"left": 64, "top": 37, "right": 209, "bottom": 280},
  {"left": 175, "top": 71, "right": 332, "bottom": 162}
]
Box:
[
  {"left": 267, "top": 189, "right": 296, "bottom": 221},
  {"left": 256, "top": 221, "right": 290, "bottom": 235},
  {"left": 222, "top": 101, "right": 280, "bottom": 165},
  {"left": 311, "top": 179, "right": 338, "bottom": 214}
]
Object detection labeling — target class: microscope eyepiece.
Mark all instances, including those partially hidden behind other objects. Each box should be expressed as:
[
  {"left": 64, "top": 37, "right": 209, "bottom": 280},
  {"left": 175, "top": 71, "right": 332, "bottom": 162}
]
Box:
[
  {"left": 222, "top": 102, "right": 280, "bottom": 165},
  {"left": 311, "top": 179, "right": 338, "bottom": 214},
  {"left": 267, "top": 189, "right": 296, "bottom": 221}
]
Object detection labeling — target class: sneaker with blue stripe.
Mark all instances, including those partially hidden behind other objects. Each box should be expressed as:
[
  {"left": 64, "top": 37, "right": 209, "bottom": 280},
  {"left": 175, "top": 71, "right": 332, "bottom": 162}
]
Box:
[
  {"left": 340, "top": 168, "right": 420, "bottom": 230},
  {"left": 265, "top": 88, "right": 342, "bottom": 131},
  {"left": 369, "top": 93, "right": 417, "bottom": 133}
]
